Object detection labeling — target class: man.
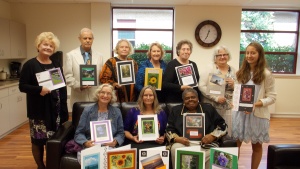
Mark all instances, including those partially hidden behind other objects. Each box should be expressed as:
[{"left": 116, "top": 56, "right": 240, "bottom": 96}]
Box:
[{"left": 64, "top": 28, "right": 103, "bottom": 108}]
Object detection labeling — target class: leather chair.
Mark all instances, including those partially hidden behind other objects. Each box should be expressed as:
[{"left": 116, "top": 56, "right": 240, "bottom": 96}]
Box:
[
  {"left": 267, "top": 144, "right": 300, "bottom": 169},
  {"left": 46, "top": 102, "right": 236, "bottom": 169}
]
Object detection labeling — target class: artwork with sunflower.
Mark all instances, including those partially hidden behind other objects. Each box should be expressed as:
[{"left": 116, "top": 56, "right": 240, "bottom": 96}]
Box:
[
  {"left": 107, "top": 149, "right": 136, "bottom": 169},
  {"left": 144, "top": 68, "right": 162, "bottom": 90}
]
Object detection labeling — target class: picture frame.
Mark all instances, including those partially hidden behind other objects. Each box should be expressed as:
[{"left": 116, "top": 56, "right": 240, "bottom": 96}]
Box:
[
  {"left": 79, "top": 64, "right": 97, "bottom": 86},
  {"left": 107, "top": 149, "right": 137, "bottom": 169},
  {"left": 206, "top": 73, "right": 226, "bottom": 96},
  {"left": 183, "top": 113, "right": 205, "bottom": 143},
  {"left": 35, "top": 67, "right": 66, "bottom": 90},
  {"left": 90, "top": 120, "right": 113, "bottom": 144},
  {"left": 175, "top": 147, "right": 205, "bottom": 169},
  {"left": 116, "top": 60, "right": 135, "bottom": 85},
  {"left": 137, "top": 114, "right": 159, "bottom": 141},
  {"left": 144, "top": 68, "right": 163, "bottom": 90},
  {"left": 175, "top": 64, "right": 197, "bottom": 87}
]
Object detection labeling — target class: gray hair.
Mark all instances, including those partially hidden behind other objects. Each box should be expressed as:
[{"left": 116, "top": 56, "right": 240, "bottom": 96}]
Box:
[
  {"left": 212, "top": 45, "right": 231, "bottom": 62},
  {"left": 78, "top": 28, "right": 94, "bottom": 38},
  {"left": 93, "top": 84, "right": 117, "bottom": 104},
  {"left": 182, "top": 88, "right": 198, "bottom": 100},
  {"left": 114, "top": 39, "right": 134, "bottom": 56}
]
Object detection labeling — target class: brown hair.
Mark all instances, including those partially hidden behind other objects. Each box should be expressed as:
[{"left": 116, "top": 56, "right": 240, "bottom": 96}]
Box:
[
  {"left": 236, "top": 42, "right": 267, "bottom": 84},
  {"left": 137, "top": 86, "right": 161, "bottom": 114},
  {"left": 176, "top": 40, "right": 193, "bottom": 56}
]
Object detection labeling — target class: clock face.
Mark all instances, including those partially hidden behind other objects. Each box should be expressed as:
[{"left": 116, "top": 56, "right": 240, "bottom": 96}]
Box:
[
  {"left": 195, "top": 20, "right": 222, "bottom": 47},
  {"left": 199, "top": 24, "right": 218, "bottom": 43}
]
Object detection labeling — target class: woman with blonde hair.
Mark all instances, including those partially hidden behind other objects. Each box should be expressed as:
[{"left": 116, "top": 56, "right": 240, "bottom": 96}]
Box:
[{"left": 19, "top": 32, "right": 68, "bottom": 169}]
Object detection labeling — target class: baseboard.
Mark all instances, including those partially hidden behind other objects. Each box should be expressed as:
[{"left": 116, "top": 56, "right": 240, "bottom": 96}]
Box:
[{"left": 271, "top": 112, "right": 300, "bottom": 118}]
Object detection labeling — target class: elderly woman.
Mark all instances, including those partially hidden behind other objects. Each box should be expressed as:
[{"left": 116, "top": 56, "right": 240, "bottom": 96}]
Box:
[
  {"left": 19, "top": 32, "right": 69, "bottom": 169},
  {"left": 198, "top": 45, "right": 236, "bottom": 136},
  {"left": 74, "top": 84, "right": 125, "bottom": 162},
  {"left": 99, "top": 39, "right": 138, "bottom": 102},
  {"left": 135, "top": 42, "right": 167, "bottom": 102},
  {"left": 123, "top": 86, "right": 168, "bottom": 162},
  {"left": 166, "top": 88, "right": 227, "bottom": 169},
  {"left": 162, "top": 40, "right": 201, "bottom": 103}
]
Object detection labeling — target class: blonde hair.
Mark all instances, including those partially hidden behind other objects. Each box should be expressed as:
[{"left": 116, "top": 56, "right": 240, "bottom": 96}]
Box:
[
  {"left": 35, "top": 32, "right": 60, "bottom": 52},
  {"left": 137, "top": 86, "right": 161, "bottom": 114},
  {"left": 114, "top": 39, "right": 134, "bottom": 56},
  {"left": 93, "top": 84, "right": 117, "bottom": 104},
  {"left": 146, "top": 42, "right": 165, "bottom": 60}
]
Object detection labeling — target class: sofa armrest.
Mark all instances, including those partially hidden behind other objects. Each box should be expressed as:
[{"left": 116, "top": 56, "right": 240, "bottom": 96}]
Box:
[
  {"left": 46, "top": 121, "right": 75, "bottom": 169},
  {"left": 267, "top": 144, "right": 300, "bottom": 169},
  {"left": 218, "top": 135, "right": 237, "bottom": 147}
]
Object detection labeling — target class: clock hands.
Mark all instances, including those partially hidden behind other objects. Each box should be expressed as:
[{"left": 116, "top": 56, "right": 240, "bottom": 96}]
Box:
[{"left": 204, "top": 29, "right": 210, "bottom": 41}]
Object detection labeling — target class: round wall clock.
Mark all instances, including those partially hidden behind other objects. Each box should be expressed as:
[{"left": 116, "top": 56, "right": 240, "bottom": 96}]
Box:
[{"left": 195, "top": 20, "right": 222, "bottom": 47}]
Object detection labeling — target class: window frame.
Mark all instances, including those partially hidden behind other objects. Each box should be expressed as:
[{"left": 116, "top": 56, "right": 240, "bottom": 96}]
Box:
[{"left": 240, "top": 9, "right": 300, "bottom": 74}]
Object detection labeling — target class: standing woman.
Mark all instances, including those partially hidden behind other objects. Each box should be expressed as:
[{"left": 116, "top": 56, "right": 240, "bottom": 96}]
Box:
[
  {"left": 135, "top": 42, "right": 167, "bottom": 102},
  {"left": 232, "top": 42, "right": 276, "bottom": 169},
  {"left": 198, "top": 46, "right": 236, "bottom": 136},
  {"left": 99, "top": 39, "right": 138, "bottom": 102},
  {"left": 162, "top": 40, "right": 201, "bottom": 103},
  {"left": 19, "top": 32, "right": 69, "bottom": 169}
]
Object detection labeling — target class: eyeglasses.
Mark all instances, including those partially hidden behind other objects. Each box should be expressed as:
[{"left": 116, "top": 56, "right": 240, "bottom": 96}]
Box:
[
  {"left": 215, "top": 54, "right": 229, "bottom": 57},
  {"left": 99, "top": 91, "right": 112, "bottom": 96}
]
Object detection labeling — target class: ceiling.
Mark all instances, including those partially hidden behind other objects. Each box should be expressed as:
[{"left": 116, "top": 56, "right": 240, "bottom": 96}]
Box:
[{"left": 3, "top": 0, "right": 300, "bottom": 9}]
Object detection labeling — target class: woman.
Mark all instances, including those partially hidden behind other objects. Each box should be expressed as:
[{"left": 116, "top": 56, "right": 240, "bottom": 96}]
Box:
[
  {"left": 123, "top": 86, "right": 167, "bottom": 161},
  {"left": 198, "top": 45, "right": 236, "bottom": 136},
  {"left": 232, "top": 42, "right": 276, "bottom": 169},
  {"left": 99, "top": 39, "right": 138, "bottom": 102},
  {"left": 166, "top": 88, "right": 227, "bottom": 169},
  {"left": 135, "top": 42, "right": 167, "bottom": 102},
  {"left": 162, "top": 40, "right": 201, "bottom": 103},
  {"left": 19, "top": 32, "right": 68, "bottom": 169},
  {"left": 74, "top": 84, "right": 125, "bottom": 162}
]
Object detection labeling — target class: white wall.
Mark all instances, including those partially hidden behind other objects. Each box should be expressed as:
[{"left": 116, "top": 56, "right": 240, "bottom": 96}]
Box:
[{"left": 1, "top": 1, "right": 299, "bottom": 117}]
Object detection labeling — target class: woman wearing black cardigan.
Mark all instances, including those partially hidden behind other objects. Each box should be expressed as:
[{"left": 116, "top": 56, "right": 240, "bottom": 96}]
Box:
[{"left": 19, "top": 32, "right": 68, "bottom": 169}]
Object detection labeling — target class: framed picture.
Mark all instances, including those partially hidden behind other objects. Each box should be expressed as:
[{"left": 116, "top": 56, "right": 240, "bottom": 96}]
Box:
[
  {"left": 116, "top": 60, "right": 135, "bottom": 85},
  {"left": 210, "top": 147, "right": 238, "bottom": 169},
  {"left": 232, "top": 84, "right": 255, "bottom": 112},
  {"left": 80, "top": 65, "right": 97, "bottom": 86},
  {"left": 137, "top": 115, "right": 159, "bottom": 141},
  {"left": 35, "top": 67, "right": 66, "bottom": 90},
  {"left": 107, "top": 149, "right": 137, "bottom": 169},
  {"left": 175, "top": 147, "right": 205, "bottom": 169},
  {"left": 183, "top": 113, "right": 205, "bottom": 143},
  {"left": 175, "top": 64, "right": 197, "bottom": 87},
  {"left": 206, "top": 73, "right": 226, "bottom": 96},
  {"left": 144, "top": 68, "right": 163, "bottom": 90},
  {"left": 90, "top": 120, "right": 113, "bottom": 144}
]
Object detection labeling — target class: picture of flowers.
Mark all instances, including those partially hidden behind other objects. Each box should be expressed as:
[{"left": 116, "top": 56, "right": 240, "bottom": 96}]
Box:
[
  {"left": 147, "top": 73, "right": 159, "bottom": 88},
  {"left": 212, "top": 150, "right": 233, "bottom": 169},
  {"left": 144, "top": 68, "right": 162, "bottom": 90},
  {"left": 176, "top": 150, "right": 204, "bottom": 169},
  {"left": 107, "top": 150, "right": 136, "bottom": 169}
]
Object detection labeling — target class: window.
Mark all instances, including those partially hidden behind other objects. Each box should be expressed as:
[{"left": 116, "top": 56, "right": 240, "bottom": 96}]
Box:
[
  {"left": 112, "top": 7, "right": 174, "bottom": 66},
  {"left": 240, "top": 10, "right": 300, "bottom": 74}
]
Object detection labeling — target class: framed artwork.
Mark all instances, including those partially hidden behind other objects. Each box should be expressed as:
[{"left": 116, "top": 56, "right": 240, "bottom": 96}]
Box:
[
  {"left": 139, "top": 147, "right": 169, "bottom": 169},
  {"left": 90, "top": 120, "right": 113, "bottom": 144},
  {"left": 80, "top": 65, "right": 97, "bottom": 86},
  {"left": 183, "top": 113, "right": 205, "bottom": 143},
  {"left": 210, "top": 147, "right": 238, "bottom": 169},
  {"left": 206, "top": 73, "right": 226, "bottom": 96},
  {"left": 144, "top": 68, "right": 163, "bottom": 90},
  {"left": 116, "top": 60, "right": 135, "bottom": 85},
  {"left": 35, "top": 67, "right": 66, "bottom": 90},
  {"left": 175, "top": 147, "right": 205, "bottom": 169},
  {"left": 175, "top": 64, "right": 197, "bottom": 87},
  {"left": 138, "top": 114, "right": 159, "bottom": 141},
  {"left": 107, "top": 149, "right": 137, "bottom": 169},
  {"left": 232, "top": 84, "right": 255, "bottom": 112},
  {"left": 80, "top": 145, "right": 108, "bottom": 169}
]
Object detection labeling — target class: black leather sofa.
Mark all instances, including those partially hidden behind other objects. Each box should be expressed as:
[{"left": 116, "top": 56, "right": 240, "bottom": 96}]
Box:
[
  {"left": 46, "top": 102, "right": 237, "bottom": 169},
  {"left": 267, "top": 144, "right": 300, "bottom": 169}
]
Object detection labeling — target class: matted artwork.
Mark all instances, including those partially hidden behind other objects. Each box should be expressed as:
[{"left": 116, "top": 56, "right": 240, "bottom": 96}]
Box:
[
  {"left": 206, "top": 73, "right": 226, "bottom": 96},
  {"left": 116, "top": 60, "right": 135, "bottom": 85},
  {"left": 107, "top": 149, "right": 137, "bottom": 169},
  {"left": 80, "top": 65, "right": 97, "bottom": 86},
  {"left": 175, "top": 64, "right": 197, "bottom": 87},
  {"left": 144, "top": 68, "right": 163, "bottom": 90},
  {"left": 183, "top": 113, "right": 205, "bottom": 143},
  {"left": 175, "top": 147, "right": 205, "bottom": 169},
  {"left": 138, "top": 115, "right": 159, "bottom": 141},
  {"left": 35, "top": 67, "right": 66, "bottom": 90},
  {"left": 90, "top": 120, "right": 113, "bottom": 144},
  {"left": 232, "top": 84, "right": 255, "bottom": 112},
  {"left": 210, "top": 147, "right": 238, "bottom": 169}
]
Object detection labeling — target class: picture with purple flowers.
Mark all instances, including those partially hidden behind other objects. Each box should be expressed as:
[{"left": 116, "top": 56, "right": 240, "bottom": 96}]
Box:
[{"left": 211, "top": 149, "right": 238, "bottom": 169}]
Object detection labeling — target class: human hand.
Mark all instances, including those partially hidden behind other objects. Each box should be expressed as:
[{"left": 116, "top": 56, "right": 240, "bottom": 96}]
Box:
[
  {"left": 83, "top": 140, "right": 95, "bottom": 148},
  {"left": 155, "top": 136, "right": 165, "bottom": 144},
  {"left": 175, "top": 137, "right": 190, "bottom": 146},
  {"left": 201, "top": 134, "right": 216, "bottom": 144},
  {"left": 103, "top": 139, "right": 118, "bottom": 147},
  {"left": 217, "top": 96, "right": 226, "bottom": 104},
  {"left": 226, "top": 78, "right": 234, "bottom": 88},
  {"left": 80, "top": 85, "right": 91, "bottom": 91},
  {"left": 180, "top": 85, "right": 192, "bottom": 91},
  {"left": 40, "top": 87, "right": 51, "bottom": 96},
  {"left": 132, "top": 135, "right": 143, "bottom": 143},
  {"left": 114, "top": 83, "right": 122, "bottom": 89}
]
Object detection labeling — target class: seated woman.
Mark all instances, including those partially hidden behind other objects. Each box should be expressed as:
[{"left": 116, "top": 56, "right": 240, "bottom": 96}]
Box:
[
  {"left": 74, "top": 84, "right": 125, "bottom": 163},
  {"left": 123, "top": 86, "right": 168, "bottom": 160},
  {"left": 166, "top": 88, "right": 227, "bottom": 169}
]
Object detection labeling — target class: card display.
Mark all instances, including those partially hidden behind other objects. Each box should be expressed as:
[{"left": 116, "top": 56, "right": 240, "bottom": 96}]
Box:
[
  {"left": 35, "top": 67, "right": 66, "bottom": 90},
  {"left": 175, "top": 64, "right": 198, "bottom": 87},
  {"left": 80, "top": 65, "right": 97, "bottom": 86},
  {"left": 183, "top": 113, "right": 205, "bottom": 143}
]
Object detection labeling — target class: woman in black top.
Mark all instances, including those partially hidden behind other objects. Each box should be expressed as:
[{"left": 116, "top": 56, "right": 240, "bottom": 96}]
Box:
[
  {"left": 162, "top": 40, "right": 201, "bottom": 103},
  {"left": 19, "top": 32, "right": 68, "bottom": 169}
]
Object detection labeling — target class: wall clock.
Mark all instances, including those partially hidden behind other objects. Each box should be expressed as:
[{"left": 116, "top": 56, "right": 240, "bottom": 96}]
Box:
[{"left": 195, "top": 20, "right": 222, "bottom": 47}]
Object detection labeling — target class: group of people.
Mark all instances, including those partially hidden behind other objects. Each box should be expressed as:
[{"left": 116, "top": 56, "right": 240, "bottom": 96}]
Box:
[{"left": 19, "top": 27, "right": 276, "bottom": 169}]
